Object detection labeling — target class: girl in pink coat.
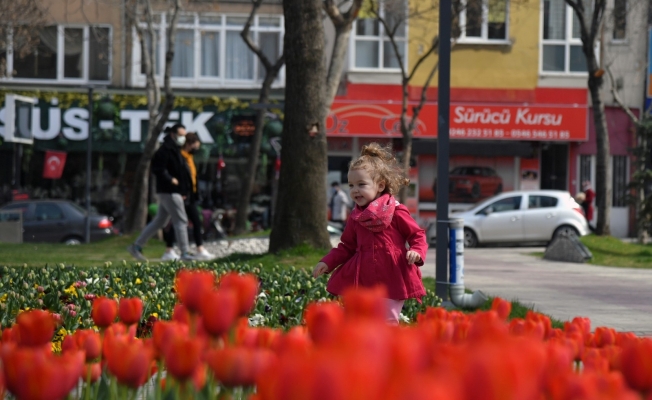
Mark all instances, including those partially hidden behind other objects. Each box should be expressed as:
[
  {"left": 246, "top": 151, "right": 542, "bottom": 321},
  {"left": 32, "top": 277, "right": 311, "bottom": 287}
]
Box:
[{"left": 313, "top": 143, "right": 427, "bottom": 324}]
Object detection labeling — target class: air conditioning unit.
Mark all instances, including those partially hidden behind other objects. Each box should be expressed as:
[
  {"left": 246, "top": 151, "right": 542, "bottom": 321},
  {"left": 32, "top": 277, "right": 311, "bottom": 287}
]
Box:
[{"left": 3, "top": 94, "right": 37, "bottom": 145}]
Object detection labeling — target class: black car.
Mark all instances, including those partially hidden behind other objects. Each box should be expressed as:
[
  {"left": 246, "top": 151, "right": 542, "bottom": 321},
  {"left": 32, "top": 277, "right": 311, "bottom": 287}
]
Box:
[{"left": 0, "top": 200, "right": 115, "bottom": 244}]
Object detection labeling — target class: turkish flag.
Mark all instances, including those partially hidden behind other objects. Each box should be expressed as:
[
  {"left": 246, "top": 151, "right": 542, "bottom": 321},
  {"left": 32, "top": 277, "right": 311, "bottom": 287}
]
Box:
[{"left": 43, "top": 150, "right": 67, "bottom": 179}]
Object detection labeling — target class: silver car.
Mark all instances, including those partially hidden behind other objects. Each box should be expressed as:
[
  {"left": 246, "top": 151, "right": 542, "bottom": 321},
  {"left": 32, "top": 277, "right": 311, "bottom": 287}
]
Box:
[{"left": 427, "top": 190, "right": 589, "bottom": 248}]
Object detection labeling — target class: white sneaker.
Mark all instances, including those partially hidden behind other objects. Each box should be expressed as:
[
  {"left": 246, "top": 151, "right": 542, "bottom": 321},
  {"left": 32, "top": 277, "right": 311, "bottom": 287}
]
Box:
[
  {"left": 195, "top": 248, "right": 215, "bottom": 261},
  {"left": 161, "top": 250, "right": 180, "bottom": 261}
]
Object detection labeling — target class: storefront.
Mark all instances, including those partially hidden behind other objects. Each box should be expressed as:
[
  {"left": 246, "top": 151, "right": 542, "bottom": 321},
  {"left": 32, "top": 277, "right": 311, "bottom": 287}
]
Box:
[{"left": 326, "top": 86, "right": 590, "bottom": 226}]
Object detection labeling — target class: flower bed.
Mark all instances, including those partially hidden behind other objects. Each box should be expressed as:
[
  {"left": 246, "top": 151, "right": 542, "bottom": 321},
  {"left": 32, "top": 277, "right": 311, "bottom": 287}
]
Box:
[
  {"left": 0, "top": 262, "right": 441, "bottom": 340},
  {"left": 1, "top": 270, "right": 650, "bottom": 400}
]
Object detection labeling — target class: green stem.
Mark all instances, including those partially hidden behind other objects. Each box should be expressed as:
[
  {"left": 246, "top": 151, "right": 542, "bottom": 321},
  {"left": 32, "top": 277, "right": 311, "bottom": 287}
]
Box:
[
  {"left": 83, "top": 364, "right": 91, "bottom": 400},
  {"left": 110, "top": 378, "right": 118, "bottom": 400},
  {"left": 155, "top": 360, "right": 163, "bottom": 400}
]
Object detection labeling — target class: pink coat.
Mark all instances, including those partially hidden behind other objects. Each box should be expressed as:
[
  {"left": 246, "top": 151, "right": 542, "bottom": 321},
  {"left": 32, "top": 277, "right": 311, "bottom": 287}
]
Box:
[{"left": 321, "top": 204, "right": 427, "bottom": 300}]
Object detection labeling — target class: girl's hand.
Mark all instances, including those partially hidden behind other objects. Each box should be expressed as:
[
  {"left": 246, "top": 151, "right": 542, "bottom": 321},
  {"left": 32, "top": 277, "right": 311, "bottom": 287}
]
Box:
[
  {"left": 313, "top": 262, "right": 329, "bottom": 278},
  {"left": 406, "top": 251, "right": 421, "bottom": 264}
]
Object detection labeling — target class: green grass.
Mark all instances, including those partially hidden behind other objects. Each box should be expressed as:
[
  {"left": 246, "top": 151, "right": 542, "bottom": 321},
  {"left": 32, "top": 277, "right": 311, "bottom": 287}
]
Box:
[
  {"left": 0, "top": 235, "right": 166, "bottom": 267},
  {"left": 580, "top": 235, "right": 652, "bottom": 269}
]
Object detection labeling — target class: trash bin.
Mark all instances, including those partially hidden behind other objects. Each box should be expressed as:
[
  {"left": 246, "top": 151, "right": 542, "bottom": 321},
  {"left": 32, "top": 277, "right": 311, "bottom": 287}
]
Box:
[{"left": 0, "top": 210, "right": 23, "bottom": 243}]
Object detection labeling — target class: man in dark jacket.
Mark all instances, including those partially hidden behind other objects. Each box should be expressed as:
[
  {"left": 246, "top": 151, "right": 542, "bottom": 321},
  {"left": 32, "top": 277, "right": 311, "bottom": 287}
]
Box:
[{"left": 128, "top": 124, "right": 194, "bottom": 261}]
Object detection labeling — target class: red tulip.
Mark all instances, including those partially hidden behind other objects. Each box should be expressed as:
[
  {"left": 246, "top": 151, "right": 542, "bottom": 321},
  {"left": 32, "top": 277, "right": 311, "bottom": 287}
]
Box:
[
  {"left": 91, "top": 297, "right": 118, "bottom": 328},
  {"left": 105, "top": 335, "right": 155, "bottom": 388},
  {"left": 16, "top": 310, "right": 55, "bottom": 347},
  {"left": 163, "top": 335, "right": 204, "bottom": 381},
  {"left": 200, "top": 289, "right": 238, "bottom": 337},
  {"left": 84, "top": 363, "right": 102, "bottom": 384},
  {"left": 62, "top": 330, "right": 102, "bottom": 362},
  {"left": 152, "top": 321, "right": 189, "bottom": 358},
  {"left": 206, "top": 347, "right": 275, "bottom": 387},
  {"left": 219, "top": 272, "right": 259, "bottom": 316},
  {"left": 172, "top": 304, "right": 191, "bottom": 325},
  {"left": 304, "top": 302, "right": 344, "bottom": 345},
  {"left": 341, "top": 286, "right": 387, "bottom": 322},
  {"left": 620, "top": 338, "right": 652, "bottom": 392},
  {"left": 2, "top": 347, "right": 85, "bottom": 400},
  {"left": 176, "top": 270, "right": 216, "bottom": 313},
  {"left": 491, "top": 298, "right": 511, "bottom": 320},
  {"left": 119, "top": 297, "right": 143, "bottom": 325}
]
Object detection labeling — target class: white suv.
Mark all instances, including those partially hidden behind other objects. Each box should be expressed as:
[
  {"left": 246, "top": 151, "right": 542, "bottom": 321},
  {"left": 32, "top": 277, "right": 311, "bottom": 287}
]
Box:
[{"left": 427, "top": 190, "right": 589, "bottom": 248}]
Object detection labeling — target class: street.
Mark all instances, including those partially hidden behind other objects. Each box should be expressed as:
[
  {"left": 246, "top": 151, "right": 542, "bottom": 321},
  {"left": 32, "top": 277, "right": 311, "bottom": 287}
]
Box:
[{"left": 422, "top": 247, "right": 652, "bottom": 335}]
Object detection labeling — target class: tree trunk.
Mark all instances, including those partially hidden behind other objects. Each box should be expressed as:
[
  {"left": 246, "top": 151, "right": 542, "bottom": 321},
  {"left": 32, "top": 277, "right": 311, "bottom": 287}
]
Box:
[
  {"left": 589, "top": 76, "right": 611, "bottom": 235},
  {"left": 269, "top": 0, "right": 330, "bottom": 252},
  {"left": 323, "top": 23, "right": 352, "bottom": 115},
  {"left": 234, "top": 75, "right": 275, "bottom": 235}
]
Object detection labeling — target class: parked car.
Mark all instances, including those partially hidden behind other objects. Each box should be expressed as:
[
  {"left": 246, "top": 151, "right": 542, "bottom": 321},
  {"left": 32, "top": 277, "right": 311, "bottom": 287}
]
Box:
[
  {"left": 427, "top": 190, "right": 589, "bottom": 248},
  {"left": 0, "top": 200, "right": 115, "bottom": 244},
  {"left": 433, "top": 166, "right": 503, "bottom": 201}
]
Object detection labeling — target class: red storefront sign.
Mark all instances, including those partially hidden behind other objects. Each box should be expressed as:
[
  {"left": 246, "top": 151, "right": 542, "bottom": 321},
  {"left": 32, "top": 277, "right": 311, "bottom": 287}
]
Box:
[{"left": 327, "top": 102, "right": 588, "bottom": 141}]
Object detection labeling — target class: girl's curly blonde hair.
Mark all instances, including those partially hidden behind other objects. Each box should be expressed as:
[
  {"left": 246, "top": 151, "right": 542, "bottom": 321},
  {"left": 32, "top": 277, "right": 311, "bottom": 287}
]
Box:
[{"left": 349, "top": 142, "right": 410, "bottom": 195}]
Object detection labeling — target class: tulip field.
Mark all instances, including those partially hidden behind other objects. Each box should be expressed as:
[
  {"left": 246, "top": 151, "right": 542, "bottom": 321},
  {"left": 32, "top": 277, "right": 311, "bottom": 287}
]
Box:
[{"left": 1, "top": 264, "right": 652, "bottom": 399}]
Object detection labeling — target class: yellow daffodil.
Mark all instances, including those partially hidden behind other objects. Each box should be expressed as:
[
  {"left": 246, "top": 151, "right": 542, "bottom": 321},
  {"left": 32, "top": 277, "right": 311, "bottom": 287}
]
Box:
[
  {"left": 135, "top": 278, "right": 142, "bottom": 285},
  {"left": 0, "top": 294, "right": 7, "bottom": 303},
  {"left": 151, "top": 313, "right": 159, "bottom": 318},
  {"left": 64, "top": 285, "right": 78, "bottom": 297},
  {"left": 51, "top": 341, "right": 62, "bottom": 353}
]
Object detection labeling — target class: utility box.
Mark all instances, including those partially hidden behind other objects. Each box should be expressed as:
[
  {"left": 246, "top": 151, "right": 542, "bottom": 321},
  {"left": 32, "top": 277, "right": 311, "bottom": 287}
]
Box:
[{"left": 0, "top": 211, "right": 23, "bottom": 244}]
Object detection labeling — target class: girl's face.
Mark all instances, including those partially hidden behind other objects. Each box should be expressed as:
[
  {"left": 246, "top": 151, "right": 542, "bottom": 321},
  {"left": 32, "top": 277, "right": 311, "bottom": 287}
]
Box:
[{"left": 348, "top": 168, "right": 385, "bottom": 208}]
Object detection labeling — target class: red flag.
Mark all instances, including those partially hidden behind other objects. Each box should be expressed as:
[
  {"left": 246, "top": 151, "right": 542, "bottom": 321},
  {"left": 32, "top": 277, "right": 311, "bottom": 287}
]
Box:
[{"left": 43, "top": 150, "right": 67, "bottom": 179}]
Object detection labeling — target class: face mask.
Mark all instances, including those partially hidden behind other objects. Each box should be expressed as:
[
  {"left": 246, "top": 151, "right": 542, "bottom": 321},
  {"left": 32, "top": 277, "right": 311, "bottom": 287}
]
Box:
[{"left": 175, "top": 135, "right": 186, "bottom": 146}]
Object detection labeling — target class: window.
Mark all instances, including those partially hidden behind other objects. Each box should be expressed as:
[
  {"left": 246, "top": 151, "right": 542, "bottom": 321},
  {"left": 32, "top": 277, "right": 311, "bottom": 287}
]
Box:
[
  {"left": 579, "top": 155, "right": 592, "bottom": 188},
  {"left": 3, "top": 25, "right": 111, "bottom": 82},
  {"left": 541, "top": 0, "right": 588, "bottom": 73},
  {"left": 352, "top": 1, "right": 406, "bottom": 70},
  {"left": 613, "top": 0, "right": 626, "bottom": 40},
  {"left": 528, "top": 195, "right": 558, "bottom": 208},
  {"left": 34, "top": 203, "right": 64, "bottom": 221},
  {"left": 612, "top": 155, "right": 628, "bottom": 207},
  {"left": 135, "top": 13, "right": 284, "bottom": 88},
  {"left": 457, "top": 0, "right": 509, "bottom": 42},
  {"left": 479, "top": 196, "right": 522, "bottom": 214}
]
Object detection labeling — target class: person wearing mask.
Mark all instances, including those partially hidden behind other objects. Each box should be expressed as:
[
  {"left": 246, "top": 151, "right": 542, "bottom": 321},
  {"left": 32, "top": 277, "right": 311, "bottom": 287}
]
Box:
[
  {"left": 161, "top": 133, "right": 215, "bottom": 261},
  {"left": 128, "top": 124, "right": 194, "bottom": 261}
]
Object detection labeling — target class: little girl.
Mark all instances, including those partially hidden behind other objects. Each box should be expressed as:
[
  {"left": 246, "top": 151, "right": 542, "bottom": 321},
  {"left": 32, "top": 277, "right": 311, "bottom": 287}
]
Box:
[{"left": 313, "top": 143, "right": 427, "bottom": 324}]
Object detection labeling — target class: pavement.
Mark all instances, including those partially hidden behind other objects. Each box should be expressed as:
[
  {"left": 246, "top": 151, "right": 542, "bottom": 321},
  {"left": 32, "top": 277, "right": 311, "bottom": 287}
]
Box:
[{"left": 421, "top": 246, "right": 652, "bottom": 335}]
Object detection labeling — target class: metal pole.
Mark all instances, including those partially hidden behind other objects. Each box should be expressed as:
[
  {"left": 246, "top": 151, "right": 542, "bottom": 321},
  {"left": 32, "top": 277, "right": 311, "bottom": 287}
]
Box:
[
  {"left": 435, "top": 0, "right": 452, "bottom": 301},
  {"left": 85, "top": 87, "right": 94, "bottom": 244}
]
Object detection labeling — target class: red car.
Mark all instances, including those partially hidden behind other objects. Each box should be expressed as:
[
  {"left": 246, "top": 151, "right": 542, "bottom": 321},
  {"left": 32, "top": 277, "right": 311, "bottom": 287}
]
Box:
[{"left": 434, "top": 166, "right": 503, "bottom": 201}]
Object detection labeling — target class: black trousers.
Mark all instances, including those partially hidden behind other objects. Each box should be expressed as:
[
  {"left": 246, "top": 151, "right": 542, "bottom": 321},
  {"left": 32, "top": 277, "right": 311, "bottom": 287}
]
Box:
[{"left": 164, "top": 200, "right": 203, "bottom": 248}]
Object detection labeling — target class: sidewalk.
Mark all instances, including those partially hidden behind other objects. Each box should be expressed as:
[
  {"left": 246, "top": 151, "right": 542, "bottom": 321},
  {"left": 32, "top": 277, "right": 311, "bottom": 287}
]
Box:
[{"left": 422, "top": 247, "right": 652, "bottom": 335}]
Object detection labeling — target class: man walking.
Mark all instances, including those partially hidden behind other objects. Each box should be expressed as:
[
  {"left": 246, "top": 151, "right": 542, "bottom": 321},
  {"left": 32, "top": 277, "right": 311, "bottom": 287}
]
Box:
[
  {"left": 128, "top": 124, "right": 194, "bottom": 261},
  {"left": 329, "top": 181, "right": 351, "bottom": 228}
]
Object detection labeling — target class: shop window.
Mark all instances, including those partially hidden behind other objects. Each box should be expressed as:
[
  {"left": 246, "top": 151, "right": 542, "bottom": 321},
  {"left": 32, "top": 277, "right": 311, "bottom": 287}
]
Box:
[
  {"left": 135, "top": 13, "right": 284, "bottom": 88},
  {"left": 541, "top": 0, "right": 588, "bottom": 74},
  {"left": 612, "top": 155, "right": 627, "bottom": 207},
  {"left": 7, "top": 25, "right": 111, "bottom": 82},
  {"left": 352, "top": 0, "right": 406, "bottom": 70},
  {"left": 579, "top": 154, "right": 592, "bottom": 189},
  {"left": 456, "top": 0, "right": 509, "bottom": 43},
  {"left": 613, "top": 0, "right": 626, "bottom": 40}
]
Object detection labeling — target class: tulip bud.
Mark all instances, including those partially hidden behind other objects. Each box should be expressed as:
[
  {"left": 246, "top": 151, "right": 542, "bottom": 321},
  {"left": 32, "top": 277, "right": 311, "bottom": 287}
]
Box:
[
  {"left": 119, "top": 298, "right": 144, "bottom": 325},
  {"left": 91, "top": 297, "right": 118, "bottom": 328}
]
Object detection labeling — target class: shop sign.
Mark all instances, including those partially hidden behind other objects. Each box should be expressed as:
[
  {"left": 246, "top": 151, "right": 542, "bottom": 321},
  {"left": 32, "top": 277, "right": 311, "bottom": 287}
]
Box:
[
  {"left": 327, "top": 102, "right": 588, "bottom": 142},
  {"left": 0, "top": 103, "right": 217, "bottom": 144}
]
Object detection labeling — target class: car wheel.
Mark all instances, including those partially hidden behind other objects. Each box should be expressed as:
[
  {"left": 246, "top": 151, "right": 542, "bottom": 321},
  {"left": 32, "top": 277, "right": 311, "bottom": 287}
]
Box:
[
  {"left": 464, "top": 228, "right": 479, "bottom": 248},
  {"left": 552, "top": 225, "right": 579, "bottom": 240},
  {"left": 495, "top": 183, "right": 503, "bottom": 194},
  {"left": 63, "top": 236, "right": 83, "bottom": 245},
  {"left": 471, "top": 183, "right": 481, "bottom": 199}
]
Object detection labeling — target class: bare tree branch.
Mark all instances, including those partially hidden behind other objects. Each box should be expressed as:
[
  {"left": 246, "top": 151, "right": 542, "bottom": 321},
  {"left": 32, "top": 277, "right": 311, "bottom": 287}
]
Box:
[
  {"left": 606, "top": 66, "right": 639, "bottom": 124},
  {"left": 409, "top": 58, "right": 440, "bottom": 133},
  {"left": 241, "top": 0, "right": 275, "bottom": 71},
  {"left": 324, "top": 0, "right": 345, "bottom": 25}
]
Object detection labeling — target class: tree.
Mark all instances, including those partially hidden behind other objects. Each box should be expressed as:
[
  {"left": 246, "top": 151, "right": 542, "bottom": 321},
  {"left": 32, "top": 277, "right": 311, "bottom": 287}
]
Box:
[
  {"left": 367, "top": 0, "right": 446, "bottom": 203},
  {"left": 233, "top": 0, "right": 286, "bottom": 236},
  {"left": 123, "top": 0, "right": 182, "bottom": 234},
  {"left": 322, "top": 0, "right": 364, "bottom": 115},
  {"left": 269, "top": 0, "right": 331, "bottom": 252},
  {"left": 0, "top": 0, "right": 48, "bottom": 78},
  {"left": 565, "top": 0, "right": 611, "bottom": 235}
]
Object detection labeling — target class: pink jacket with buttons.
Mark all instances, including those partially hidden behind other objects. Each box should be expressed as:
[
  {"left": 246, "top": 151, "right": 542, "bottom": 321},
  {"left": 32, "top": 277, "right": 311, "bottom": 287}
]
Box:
[{"left": 321, "top": 203, "right": 427, "bottom": 300}]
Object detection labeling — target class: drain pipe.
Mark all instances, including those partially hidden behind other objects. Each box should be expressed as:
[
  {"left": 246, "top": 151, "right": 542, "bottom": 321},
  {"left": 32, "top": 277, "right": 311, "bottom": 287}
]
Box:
[{"left": 449, "top": 218, "right": 487, "bottom": 308}]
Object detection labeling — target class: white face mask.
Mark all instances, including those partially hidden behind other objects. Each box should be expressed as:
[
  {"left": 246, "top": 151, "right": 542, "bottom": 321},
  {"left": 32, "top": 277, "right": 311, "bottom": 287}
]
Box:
[{"left": 175, "top": 135, "right": 186, "bottom": 146}]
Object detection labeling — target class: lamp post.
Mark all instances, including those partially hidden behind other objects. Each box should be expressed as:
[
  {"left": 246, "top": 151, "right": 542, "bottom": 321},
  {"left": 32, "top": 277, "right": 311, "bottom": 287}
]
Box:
[
  {"left": 435, "top": 0, "right": 452, "bottom": 301},
  {"left": 85, "top": 87, "right": 94, "bottom": 244}
]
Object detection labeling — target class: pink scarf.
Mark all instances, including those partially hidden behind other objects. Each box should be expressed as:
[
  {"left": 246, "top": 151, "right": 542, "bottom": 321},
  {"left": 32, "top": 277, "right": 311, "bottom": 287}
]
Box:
[{"left": 350, "top": 194, "right": 396, "bottom": 232}]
